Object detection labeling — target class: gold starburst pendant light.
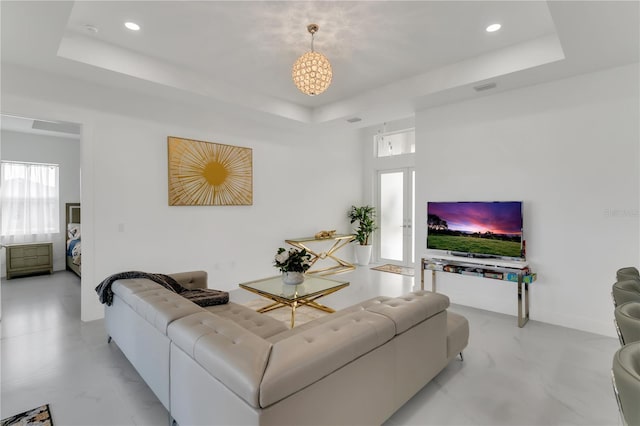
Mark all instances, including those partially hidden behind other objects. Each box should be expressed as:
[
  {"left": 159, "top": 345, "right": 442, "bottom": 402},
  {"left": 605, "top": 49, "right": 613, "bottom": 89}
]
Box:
[{"left": 292, "top": 24, "right": 332, "bottom": 96}]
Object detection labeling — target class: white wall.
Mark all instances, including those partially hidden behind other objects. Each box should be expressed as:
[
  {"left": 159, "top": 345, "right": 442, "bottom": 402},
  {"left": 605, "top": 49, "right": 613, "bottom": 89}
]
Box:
[
  {"left": 89, "top": 113, "right": 360, "bottom": 289},
  {"left": 415, "top": 63, "right": 640, "bottom": 336},
  {"left": 0, "top": 130, "right": 81, "bottom": 276},
  {"left": 1, "top": 65, "right": 363, "bottom": 322}
]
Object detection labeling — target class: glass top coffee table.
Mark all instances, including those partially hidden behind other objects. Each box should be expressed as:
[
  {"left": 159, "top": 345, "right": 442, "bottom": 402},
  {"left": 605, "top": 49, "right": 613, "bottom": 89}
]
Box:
[{"left": 239, "top": 275, "right": 349, "bottom": 328}]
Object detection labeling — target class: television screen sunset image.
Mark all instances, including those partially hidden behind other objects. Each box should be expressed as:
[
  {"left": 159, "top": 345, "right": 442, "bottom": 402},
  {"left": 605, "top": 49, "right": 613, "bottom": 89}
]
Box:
[{"left": 427, "top": 201, "right": 523, "bottom": 258}]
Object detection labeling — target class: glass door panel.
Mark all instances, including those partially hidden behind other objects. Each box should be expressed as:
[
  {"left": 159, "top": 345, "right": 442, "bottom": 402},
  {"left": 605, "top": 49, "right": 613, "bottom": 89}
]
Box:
[
  {"left": 411, "top": 170, "right": 415, "bottom": 264},
  {"left": 380, "top": 171, "right": 404, "bottom": 261},
  {"left": 377, "top": 168, "right": 414, "bottom": 266}
]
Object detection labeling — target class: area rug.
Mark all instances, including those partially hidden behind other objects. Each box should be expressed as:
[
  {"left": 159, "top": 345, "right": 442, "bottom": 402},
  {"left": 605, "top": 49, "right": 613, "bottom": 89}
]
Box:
[
  {"left": 371, "top": 263, "right": 415, "bottom": 276},
  {"left": 1, "top": 404, "right": 53, "bottom": 426},
  {"left": 243, "top": 299, "right": 329, "bottom": 329}
]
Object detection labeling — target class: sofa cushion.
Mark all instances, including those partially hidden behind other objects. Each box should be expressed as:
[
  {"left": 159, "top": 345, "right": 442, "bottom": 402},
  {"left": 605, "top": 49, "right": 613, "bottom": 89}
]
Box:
[
  {"left": 168, "top": 312, "right": 273, "bottom": 408},
  {"left": 266, "top": 295, "right": 395, "bottom": 343},
  {"left": 365, "top": 291, "right": 450, "bottom": 334},
  {"left": 206, "top": 302, "right": 288, "bottom": 338},
  {"left": 112, "top": 278, "right": 166, "bottom": 299},
  {"left": 113, "top": 283, "right": 204, "bottom": 335},
  {"left": 260, "top": 310, "right": 395, "bottom": 408},
  {"left": 446, "top": 311, "right": 469, "bottom": 358}
]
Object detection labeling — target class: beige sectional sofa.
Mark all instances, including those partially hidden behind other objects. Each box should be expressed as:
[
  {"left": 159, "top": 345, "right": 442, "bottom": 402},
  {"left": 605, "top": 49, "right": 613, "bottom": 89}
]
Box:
[{"left": 104, "top": 271, "right": 469, "bottom": 426}]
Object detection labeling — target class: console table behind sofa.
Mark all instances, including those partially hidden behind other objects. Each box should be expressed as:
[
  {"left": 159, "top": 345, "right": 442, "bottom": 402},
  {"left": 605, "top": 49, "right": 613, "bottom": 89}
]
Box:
[{"left": 285, "top": 234, "right": 355, "bottom": 275}]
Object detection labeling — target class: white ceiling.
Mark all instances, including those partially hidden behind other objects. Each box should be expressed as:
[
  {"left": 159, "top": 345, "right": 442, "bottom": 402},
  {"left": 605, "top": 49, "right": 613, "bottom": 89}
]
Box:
[{"left": 1, "top": 1, "right": 638, "bottom": 129}]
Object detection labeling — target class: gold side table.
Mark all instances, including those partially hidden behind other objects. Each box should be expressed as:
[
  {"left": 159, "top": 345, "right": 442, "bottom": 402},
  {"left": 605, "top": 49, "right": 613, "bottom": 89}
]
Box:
[{"left": 285, "top": 234, "right": 355, "bottom": 275}]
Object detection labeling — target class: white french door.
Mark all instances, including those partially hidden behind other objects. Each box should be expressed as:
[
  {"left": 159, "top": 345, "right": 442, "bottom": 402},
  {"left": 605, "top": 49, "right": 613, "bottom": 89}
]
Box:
[{"left": 376, "top": 168, "right": 415, "bottom": 267}]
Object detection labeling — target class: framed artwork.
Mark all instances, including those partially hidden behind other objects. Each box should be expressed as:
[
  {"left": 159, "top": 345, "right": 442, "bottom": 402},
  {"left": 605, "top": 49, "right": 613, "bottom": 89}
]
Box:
[{"left": 168, "top": 136, "right": 253, "bottom": 206}]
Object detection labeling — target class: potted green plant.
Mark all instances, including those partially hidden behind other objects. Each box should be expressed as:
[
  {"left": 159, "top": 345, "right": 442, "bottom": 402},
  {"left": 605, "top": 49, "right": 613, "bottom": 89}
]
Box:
[
  {"left": 348, "top": 205, "right": 378, "bottom": 265},
  {"left": 274, "top": 247, "right": 312, "bottom": 285}
]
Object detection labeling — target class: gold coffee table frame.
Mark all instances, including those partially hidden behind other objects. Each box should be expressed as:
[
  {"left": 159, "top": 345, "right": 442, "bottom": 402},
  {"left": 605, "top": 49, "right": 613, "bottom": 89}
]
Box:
[
  {"left": 285, "top": 234, "right": 355, "bottom": 275},
  {"left": 239, "top": 275, "right": 349, "bottom": 328}
]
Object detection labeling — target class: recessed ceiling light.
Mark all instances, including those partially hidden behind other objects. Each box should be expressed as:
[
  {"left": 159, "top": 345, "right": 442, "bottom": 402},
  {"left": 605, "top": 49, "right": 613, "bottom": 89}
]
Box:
[
  {"left": 124, "top": 22, "right": 140, "bottom": 31},
  {"left": 486, "top": 23, "right": 502, "bottom": 33}
]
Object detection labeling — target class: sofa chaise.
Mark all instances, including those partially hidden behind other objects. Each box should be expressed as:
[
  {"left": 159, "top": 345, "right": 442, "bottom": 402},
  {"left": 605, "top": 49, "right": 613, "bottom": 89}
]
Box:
[{"left": 104, "top": 271, "right": 469, "bottom": 425}]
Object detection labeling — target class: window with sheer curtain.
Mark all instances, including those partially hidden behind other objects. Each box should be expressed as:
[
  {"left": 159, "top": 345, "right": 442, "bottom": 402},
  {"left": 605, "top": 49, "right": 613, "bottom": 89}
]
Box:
[{"left": 1, "top": 161, "right": 60, "bottom": 243}]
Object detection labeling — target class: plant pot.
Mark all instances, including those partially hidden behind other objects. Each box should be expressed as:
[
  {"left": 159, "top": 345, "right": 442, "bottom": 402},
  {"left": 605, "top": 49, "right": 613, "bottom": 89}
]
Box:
[
  {"left": 282, "top": 271, "right": 305, "bottom": 285},
  {"left": 354, "top": 245, "right": 373, "bottom": 266}
]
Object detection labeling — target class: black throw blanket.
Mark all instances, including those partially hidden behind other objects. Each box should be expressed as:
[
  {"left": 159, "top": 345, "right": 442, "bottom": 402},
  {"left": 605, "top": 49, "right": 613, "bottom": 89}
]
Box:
[{"left": 95, "top": 271, "right": 228, "bottom": 308}]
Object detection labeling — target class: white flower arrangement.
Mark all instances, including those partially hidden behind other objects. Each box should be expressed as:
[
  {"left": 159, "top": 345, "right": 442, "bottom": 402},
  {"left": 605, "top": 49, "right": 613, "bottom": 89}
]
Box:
[{"left": 274, "top": 247, "right": 312, "bottom": 273}]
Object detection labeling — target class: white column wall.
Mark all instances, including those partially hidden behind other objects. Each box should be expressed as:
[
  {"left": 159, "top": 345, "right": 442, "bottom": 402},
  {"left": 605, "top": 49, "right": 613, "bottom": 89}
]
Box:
[{"left": 414, "top": 63, "right": 639, "bottom": 336}]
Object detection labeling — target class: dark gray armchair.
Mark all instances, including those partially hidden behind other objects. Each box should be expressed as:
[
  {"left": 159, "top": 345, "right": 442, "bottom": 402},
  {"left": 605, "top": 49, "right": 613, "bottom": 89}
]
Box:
[
  {"left": 612, "top": 341, "right": 640, "bottom": 426},
  {"left": 612, "top": 280, "right": 640, "bottom": 307},
  {"left": 617, "top": 267, "right": 640, "bottom": 282},
  {"left": 615, "top": 302, "right": 640, "bottom": 346}
]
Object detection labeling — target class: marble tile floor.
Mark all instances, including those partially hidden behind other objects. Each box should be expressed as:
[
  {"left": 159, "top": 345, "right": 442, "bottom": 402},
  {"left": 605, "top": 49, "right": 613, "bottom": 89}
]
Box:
[{"left": 0, "top": 269, "right": 622, "bottom": 426}]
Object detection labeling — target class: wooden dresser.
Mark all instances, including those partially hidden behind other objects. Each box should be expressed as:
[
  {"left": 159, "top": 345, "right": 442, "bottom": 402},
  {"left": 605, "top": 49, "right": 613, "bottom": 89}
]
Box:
[{"left": 5, "top": 242, "right": 53, "bottom": 279}]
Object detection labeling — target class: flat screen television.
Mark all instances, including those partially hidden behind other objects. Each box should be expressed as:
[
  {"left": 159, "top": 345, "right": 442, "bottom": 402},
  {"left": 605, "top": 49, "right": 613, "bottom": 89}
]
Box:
[{"left": 427, "top": 201, "right": 524, "bottom": 260}]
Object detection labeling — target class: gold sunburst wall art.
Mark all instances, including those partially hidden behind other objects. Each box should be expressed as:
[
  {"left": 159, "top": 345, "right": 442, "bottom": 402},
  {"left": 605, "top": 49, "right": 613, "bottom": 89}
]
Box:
[{"left": 168, "top": 136, "right": 253, "bottom": 206}]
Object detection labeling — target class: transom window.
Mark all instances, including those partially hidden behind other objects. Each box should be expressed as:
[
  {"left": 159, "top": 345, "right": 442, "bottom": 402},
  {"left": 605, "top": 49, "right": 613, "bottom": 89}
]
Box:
[{"left": 375, "top": 129, "right": 415, "bottom": 157}]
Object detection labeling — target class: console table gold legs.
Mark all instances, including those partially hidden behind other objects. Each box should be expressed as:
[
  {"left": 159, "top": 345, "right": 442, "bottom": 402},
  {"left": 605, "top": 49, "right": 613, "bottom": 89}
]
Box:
[{"left": 285, "top": 234, "right": 355, "bottom": 276}]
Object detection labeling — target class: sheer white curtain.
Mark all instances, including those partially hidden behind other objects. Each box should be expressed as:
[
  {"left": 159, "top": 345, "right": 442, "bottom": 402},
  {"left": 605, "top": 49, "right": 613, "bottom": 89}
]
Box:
[{"left": 1, "top": 161, "right": 60, "bottom": 244}]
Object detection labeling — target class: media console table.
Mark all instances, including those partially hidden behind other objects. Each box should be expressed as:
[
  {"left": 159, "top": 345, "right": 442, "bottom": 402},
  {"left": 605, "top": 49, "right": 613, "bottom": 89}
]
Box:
[
  {"left": 421, "top": 255, "right": 536, "bottom": 327},
  {"left": 285, "top": 234, "right": 355, "bottom": 276}
]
